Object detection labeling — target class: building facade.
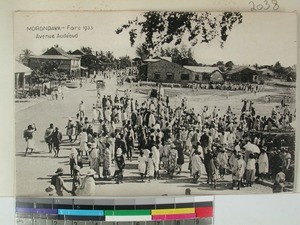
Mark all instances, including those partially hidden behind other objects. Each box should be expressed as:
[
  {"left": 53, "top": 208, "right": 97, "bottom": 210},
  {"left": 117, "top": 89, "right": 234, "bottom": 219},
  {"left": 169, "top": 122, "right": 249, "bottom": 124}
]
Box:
[
  {"left": 15, "top": 61, "right": 32, "bottom": 91},
  {"left": 28, "top": 46, "right": 81, "bottom": 77},
  {"left": 225, "top": 66, "right": 259, "bottom": 83},
  {"left": 141, "top": 58, "right": 202, "bottom": 86}
]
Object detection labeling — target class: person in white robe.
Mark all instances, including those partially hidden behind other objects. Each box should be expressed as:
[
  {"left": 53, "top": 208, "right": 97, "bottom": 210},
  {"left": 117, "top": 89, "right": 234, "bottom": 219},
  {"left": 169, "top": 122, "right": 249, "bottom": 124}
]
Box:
[
  {"left": 75, "top": 169, "right": 96, "bottom": 196},
  {"left": 138, "top": 151, "right": 147, "bottom": 181},
  {"left": 152, "top": 146, "right": 160, "bottom": 179},
  {"left": 258, "top": 147, "right": 269, "bottom": 180}
]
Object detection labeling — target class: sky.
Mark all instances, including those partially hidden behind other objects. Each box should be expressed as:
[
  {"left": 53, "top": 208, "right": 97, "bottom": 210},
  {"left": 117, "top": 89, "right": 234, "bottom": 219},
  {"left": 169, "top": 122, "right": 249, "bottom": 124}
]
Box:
[{"left": 14, "top": 11, "right": 297, "bottom": 67}]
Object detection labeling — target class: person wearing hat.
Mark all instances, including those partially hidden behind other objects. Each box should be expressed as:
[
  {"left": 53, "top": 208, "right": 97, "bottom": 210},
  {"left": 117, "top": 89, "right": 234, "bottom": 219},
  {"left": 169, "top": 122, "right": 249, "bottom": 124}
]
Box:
[
  {"left": 23, "top": 123, "right": 37, "bottom": 156},
  {"left": 73, "top": 119, "right": 83, "bottom": 143},
  {"left": 204, "top": 149, "right": 213, "bottom": 184},
  {"left": 79, "top": 128, "right": 88, "bottom": 156},
  {"left": 245, "top": 153, "right": 256, "bottom": 187},
  {"left": 232, "top": 152, "right": 246, "bottom": 190},
  {"left": 51, "top": 127, "right": 62, "bottom": 158},
  {"left": 44, "top": 123, "right": 54, "bottom": 153},
  {"left": 92, "top": 104, "right": 98, "bottom": 124},
  {"left": 281, "top": 147, "right": 291, "bottom": 174},
  {"left": 65, "top": 118, "right": 74, "bottom": 142},
  {"left": 168, "top": 143, "right": 178, "bottom": 178},
  {"left": 102, "top": 143, "right": 112, "bottom": 179},
  {"left": 71, "top": 165, "right": 81, "bottom": 196},
  {"left": 174, "top": 135, "right": 184, "bottom": 175},
  {"left": 217, "top": 146, "right": 228, "bottom": 180},
  {"left": 52, "top": 168, "right": 71, "bottom": 196},
  {"left": 273, "top": 166, "right": 286, "bottom": 193},
  {"left": 79, "top": 101, "right": 85, "bottom": 118},
  {"left": 76, "top": 169, "right": 96, "bottom": 196},
  {"left": 208, "top": 153, "right": 219, "bottom": 188},
  {"left": 147, "top": 152, "right": 155, "bottom": 182},
  {"left": 125, "top": 131, "right": 134, "bottom": 161},
  {"left": 69, "top": 147, "right": 78, "bottom": 177},
  {"left": 191, "top": 150, "right": 203, "bottom": 184},
  {"left": 180, "top": 127, "right": 188, "bottom": 151},
  {"left": 258, "top": 146, "right": 269, "bottom": 181},
  {"left": 138, "top": 151, "right": 147, "bottom": 182},
  {"left": 151, "top": 146, "right": 160, "bottom": 179},
  {"left": 89, "top": 142, "right": 100, "bottom": 179},
  {"left": 115, "top": 133, "right": 127, "bottom": 156},
  {"left": 115, "top": 148, "right": 125, "bottom": 184}
]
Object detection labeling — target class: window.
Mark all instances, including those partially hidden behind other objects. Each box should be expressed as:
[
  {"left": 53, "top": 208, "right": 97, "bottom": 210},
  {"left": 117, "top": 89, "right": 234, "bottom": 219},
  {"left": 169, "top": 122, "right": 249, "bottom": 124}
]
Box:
[
  {"left": 154, "top": 73, "right": 160, "bottom": 80},
  {"left": 181, "top": 73, "right": 189, "bottom": 80},
  {"left": 166, "top": 72, "right": 174, "bottom": 81},
  {"left": 195, "top": 74, "right": 200, "bottom": 81}
]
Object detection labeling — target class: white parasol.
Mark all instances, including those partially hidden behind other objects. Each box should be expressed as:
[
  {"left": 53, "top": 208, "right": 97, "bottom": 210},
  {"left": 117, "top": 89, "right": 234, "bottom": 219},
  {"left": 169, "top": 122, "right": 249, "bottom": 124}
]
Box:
[{"left": 244, "top": 142, "right": 260, "bottom": 154}]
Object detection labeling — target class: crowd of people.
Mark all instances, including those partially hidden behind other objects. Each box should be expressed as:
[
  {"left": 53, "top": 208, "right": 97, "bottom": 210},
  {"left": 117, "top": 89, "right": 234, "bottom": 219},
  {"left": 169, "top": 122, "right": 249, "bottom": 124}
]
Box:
[
  {"left": 23, "top": 73, "right": 295, "bottom": 196},
  {"left": 187, "top": 82, "right": 264, "bottom": 93}
]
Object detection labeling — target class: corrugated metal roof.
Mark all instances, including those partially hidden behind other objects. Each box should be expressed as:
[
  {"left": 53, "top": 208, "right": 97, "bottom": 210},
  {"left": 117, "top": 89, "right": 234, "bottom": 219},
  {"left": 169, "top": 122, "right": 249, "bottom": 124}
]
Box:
[
  {"left": 159, "top": 57, "right": 172, "bottom": 62},
  {"left": 144, "top": 58, "right": 161, "bottom": 62},
  {"left": 226, "top": 66, "right": 256, "bottom": 75},
  {"left": 144, "top": 56, "right": 172, "bottom": 63},
  {"left": 42, "top": 46, "right": 78, "bottom": 60},
  {"left": 15, "top": 61, "right": 32, "bottom": 74},
  {"left": 183, "top": 66, "right": 219, "bottom": 73},
  {"left": 30, "top": 55, "right": 77, "bottom": 60}
]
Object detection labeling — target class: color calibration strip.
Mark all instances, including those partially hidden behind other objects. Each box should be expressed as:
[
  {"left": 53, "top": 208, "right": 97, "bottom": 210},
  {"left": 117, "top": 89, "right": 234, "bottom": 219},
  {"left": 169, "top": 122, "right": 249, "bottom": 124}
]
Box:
[
  {"left": 16, "top": 196, "right": 214, "bottom": 222},
  {"left": 16, "top": 207, "right": 213, "bottom": 221}
]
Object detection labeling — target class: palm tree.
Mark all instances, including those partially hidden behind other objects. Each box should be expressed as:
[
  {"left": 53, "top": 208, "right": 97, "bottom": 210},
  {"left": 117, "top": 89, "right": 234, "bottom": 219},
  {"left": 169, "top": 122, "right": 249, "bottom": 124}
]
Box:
[
  {"left": 18, "top": 49, "right": 33, "bottom": 66},
  {"left": 80, "top": 46, "right": 93, "bottom": 55},
  {"left": 136, "top": 44, "right": 150, "bottom": 61}
]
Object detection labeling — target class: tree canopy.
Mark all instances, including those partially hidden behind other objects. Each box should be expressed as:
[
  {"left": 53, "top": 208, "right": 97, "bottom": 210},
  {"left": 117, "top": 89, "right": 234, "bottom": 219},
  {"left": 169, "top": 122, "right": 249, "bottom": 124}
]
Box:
[
  {"left": 116, "top": 11, "right": 243, "bottom": 51},
  {"left": 17, "top": 49, "right": 33, "bottom": 66},
  {"left": 158, "top": 45, "right": 198, "bottom": 66},
  {"left": 118, "top": 55, "right": 131, "bottom": 69},
  {"left": 136, "top": 44, "right": 151, "bottom": 60},
  {"left": 80, "top": 46, "right": 93, "bottom": 55}
]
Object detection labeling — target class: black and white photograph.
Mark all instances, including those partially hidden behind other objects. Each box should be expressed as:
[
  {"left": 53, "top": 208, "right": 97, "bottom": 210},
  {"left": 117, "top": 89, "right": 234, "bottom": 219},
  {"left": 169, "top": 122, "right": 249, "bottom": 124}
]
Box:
[{"left": 14, "top": 11, "right": 297, "bottom": 197}]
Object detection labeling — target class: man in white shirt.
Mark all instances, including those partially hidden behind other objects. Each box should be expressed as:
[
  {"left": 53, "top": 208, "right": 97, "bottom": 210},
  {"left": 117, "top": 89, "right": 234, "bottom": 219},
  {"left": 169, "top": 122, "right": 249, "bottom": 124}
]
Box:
[{"left": 79, "top": 101, "right": 85, "bottom": 118}]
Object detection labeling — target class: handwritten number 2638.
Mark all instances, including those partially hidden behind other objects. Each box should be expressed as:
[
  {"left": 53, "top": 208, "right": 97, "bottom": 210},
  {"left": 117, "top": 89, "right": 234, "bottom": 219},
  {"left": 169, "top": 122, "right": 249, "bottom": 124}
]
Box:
[{"left": 249, "top": 0, "right": 279, "bottom": 11}]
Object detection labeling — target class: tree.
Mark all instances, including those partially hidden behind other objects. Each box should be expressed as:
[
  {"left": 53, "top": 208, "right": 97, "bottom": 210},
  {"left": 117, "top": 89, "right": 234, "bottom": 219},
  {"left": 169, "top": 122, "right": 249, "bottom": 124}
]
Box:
[
  {"left": 79, "top": 47, "right": 101, "bottom": 72},
  {"left": 80, "top": 46, "right": 93, "bottom": 55},
  {"left": 96, "top": 51, "right": 117, "bottom": 70},
  {"left": 39, "top": 60, "right": 61, "bottom": 75},
  {"left": 28, "top": 60, "right": 62, "bottom": 88},
  {"left": 82, "top": 54, "right": 99, "bottom": 72},
  {"left": 17, "top": 49, "right": 33, "bottom": 66},
  {"left": 216, "top": 61, "right": 224, "bottom": 66},
  {"left": 136, "top": 44, "right": 151, "bottom": 60},
  {"left": 215, "top": 61, "right": 226, "bottom": 72},
  {"left": 158, "top": 45, "right": 198, "bottom": 66},
  {"left": 118, "top": 55, "right": 131, "bottom": 69},
  {"left": 116, "top": 12, "right": 243, "bottom": 51},
  {"left": 272, "top": 61, "right": 290, "bottom": 80},
  {"left": 225, "top": 61, "right": 234, "bottom": 69}
]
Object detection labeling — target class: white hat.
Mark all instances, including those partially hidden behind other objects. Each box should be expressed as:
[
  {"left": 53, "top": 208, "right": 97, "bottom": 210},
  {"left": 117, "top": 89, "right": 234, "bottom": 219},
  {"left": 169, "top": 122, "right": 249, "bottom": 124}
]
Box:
[
  {"left": 151, "top": 146, "right": 157, "bottom": 152},
  {"left": 45, "top": 185, "right": 55, "bottom": 192},
  {"left": 116, "top": 148, "right": 122, "bottom": 156},
  {"left": 68, "top": 117, "right": 72, "bottom": 121}
]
